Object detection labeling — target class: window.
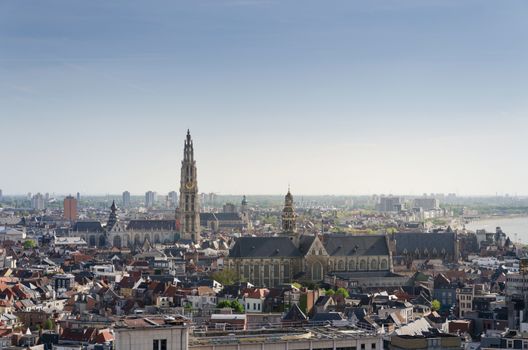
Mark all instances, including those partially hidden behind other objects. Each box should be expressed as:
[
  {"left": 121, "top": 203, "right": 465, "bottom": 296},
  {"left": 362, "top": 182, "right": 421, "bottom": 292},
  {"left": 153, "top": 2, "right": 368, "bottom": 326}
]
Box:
[
  {"left": 153, "top": 339, "right": 167, "bottom": 350},
  {"left": 372, "top": 343, "right": 376, "bottom": 349},
  {"left": 258, "top": 303, "right": 261, "bottom": 311},
  {"left": 361, "top": 344, "right": 365, "bottom": 350}
]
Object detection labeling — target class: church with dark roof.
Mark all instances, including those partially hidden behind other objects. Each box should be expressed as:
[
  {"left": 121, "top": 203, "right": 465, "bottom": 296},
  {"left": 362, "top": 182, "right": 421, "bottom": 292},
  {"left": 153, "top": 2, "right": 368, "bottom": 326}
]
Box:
[{"left": 227, "top": 190, "right": 393, "bottom": 287}]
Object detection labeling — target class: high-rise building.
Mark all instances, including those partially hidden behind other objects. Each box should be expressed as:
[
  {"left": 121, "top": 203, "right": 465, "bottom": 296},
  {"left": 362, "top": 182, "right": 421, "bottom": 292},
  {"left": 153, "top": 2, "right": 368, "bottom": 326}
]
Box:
[
  {"left": 168, "top": 191, "right": 178, "bottom": 208},
  {"left": 63, "top": 195, "right": 78, "bottom": 222},
  {"left": 179, "top": 130, "right": 201, "bottom": 243},
  {"left": 145, "top": 191, "right": 156, "bottom": 208},
  {"left": 122, "top": 191, "right": 131, "bottom": 208},
  {"left": 377, "top": 196, "right": 403, "bottom": 212},
  {"left": 76, "top": 192, "right": 81, "bottom": 202},
  {"left": 31, "top": 193, "right": 45, "bottom": 210},
  {"left": 413, "top": 197, "right": 439, "bottom": 210}
]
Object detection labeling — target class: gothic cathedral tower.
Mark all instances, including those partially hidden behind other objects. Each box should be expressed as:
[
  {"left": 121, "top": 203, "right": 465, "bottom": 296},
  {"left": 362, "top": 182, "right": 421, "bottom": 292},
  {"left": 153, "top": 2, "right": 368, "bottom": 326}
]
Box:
[{"left": 179, "top": 130, "right": 201, "bottom": 243}]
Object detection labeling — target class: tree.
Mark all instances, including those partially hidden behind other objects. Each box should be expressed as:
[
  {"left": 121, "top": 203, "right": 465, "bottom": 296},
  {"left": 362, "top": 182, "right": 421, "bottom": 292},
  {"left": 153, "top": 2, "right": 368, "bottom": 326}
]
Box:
[
  {"left": 325, "top": 289, "right": 335, "bottom": 296},
  {"left": 216, "top": 300, "right": 244, "bottom": 313},
  {"left": 43, "top": 318, "right": 55, "bottom": 330},
  {"left": 336, "top": 287, "right": 350, "bottom": 298},
  {"left": 292, "top": 282, "right": 302, "bottom": 289},
  {"left": 211, "top": 269, "right": 239, "bottom": 286},
  {"left": 231, "top": 300, "right": 244, "bottom": 313},
  {"left": 217, "top": 301, "right": 232, "bottom": 309},
  {"left": 431, "top": 299, "right": 441, "bottom": 311},
  {"left": 23, "top": 240, "right": 36, "bottom": 249}
]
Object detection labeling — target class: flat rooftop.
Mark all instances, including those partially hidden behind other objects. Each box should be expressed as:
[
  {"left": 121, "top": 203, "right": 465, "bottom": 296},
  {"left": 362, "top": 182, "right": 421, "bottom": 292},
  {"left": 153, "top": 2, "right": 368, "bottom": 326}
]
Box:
[{"left": 190, "top": 326, "right": 378, "bottom": 346}]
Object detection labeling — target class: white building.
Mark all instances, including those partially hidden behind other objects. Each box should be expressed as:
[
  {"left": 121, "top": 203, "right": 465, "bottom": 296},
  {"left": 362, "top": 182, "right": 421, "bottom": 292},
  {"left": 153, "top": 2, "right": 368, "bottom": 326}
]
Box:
[{"left": 114, "top": 315, "right": 189, "bottom": 350}]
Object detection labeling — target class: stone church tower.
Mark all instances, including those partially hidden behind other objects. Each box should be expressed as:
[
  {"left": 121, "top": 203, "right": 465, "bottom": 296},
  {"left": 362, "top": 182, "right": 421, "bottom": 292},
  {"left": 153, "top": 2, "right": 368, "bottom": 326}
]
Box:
[
  {"left": 179, "top": 130, "right": 201, "bottom": 243},
  {"left": 282, "top": 188, "right": 297, "bottom": 233}
]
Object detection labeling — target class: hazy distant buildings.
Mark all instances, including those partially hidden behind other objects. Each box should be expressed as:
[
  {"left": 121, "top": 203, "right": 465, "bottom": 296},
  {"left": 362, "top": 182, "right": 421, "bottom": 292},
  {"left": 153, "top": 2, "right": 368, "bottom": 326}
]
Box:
[
  {"left": 168, "top": 191, "right": 178, "bottom": 208},
  {"left": 122, "top": 191, "right": 131, "bottom": 208},
  {"left": 63, "top": 195, "right": 77, "bottom": 222},
  {"left": 222, "top": 202, "right": 237, "bottom": 213},
  {"left": 413, "top": 197, "right": 440, "bottom": 210},
  {"left": 145, "top": 191, "right": 156, "bottom": 208},
  {"left": 31, "top": 193, "right": 45, "bottom": 210},
  {"left": 377, "top": 196, "right": 403, "bottom": 212},
  {"left": 76, "top": 192, "right": 81, "bottom": 202},
  {"left": 0, "top": 189, "right": 3, "bottom": 202}
]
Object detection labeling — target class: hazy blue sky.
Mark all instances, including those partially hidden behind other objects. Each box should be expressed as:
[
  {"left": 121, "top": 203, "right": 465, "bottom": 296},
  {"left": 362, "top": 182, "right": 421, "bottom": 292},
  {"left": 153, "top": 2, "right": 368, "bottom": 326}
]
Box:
[{"left": 1, "top": 0, "right": 528, "bottom": 195}]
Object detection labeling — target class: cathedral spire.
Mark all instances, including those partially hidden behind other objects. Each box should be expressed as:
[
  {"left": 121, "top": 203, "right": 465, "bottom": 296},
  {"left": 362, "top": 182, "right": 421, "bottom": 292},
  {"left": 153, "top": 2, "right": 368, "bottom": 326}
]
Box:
[{"left": 179, "top": 130, "right": 201, "bottom": 243}]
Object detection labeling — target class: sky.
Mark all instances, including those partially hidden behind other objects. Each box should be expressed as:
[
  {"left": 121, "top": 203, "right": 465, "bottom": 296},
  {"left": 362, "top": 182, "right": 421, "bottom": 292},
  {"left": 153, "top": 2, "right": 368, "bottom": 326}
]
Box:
[{"left": 1, "top": 0, "right": 528, "bottom": 196}]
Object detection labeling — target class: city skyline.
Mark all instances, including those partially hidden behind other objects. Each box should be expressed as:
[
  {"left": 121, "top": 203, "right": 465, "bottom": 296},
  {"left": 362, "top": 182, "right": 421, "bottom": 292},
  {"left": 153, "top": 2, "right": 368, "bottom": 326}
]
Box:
[{"left": 2, "top": 1, "right": 528, "bottom": 195}]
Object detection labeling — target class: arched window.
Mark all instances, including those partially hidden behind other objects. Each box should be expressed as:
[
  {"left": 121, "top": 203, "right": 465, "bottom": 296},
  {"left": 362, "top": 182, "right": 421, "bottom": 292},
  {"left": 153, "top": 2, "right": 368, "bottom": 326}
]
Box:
[
  {"left": 349, "top": 260, "right": 356, "bottom": 271},
  {"left": 98, "top": 235, "right": 106, "bottom": 247},
  {"left": 89, "top": 235, "right": 96, "bottom": 246},
  {"left": 380, "top": 259, "right": 388, "bottom": 270},
  {"left": 360, "top": 260, "right": 366, "bottom": 270},
  {"left": 338, "top": 260, "right": 345, "bottom": 270},
  {"left": 371, "top": 259, "right": 377, "bottom": 270},
  {"left": 312, "top": 262, "right": 323, "bottom": 281},
  {"left": 113, "top": 236, "right": 122, "bottom": 248}
]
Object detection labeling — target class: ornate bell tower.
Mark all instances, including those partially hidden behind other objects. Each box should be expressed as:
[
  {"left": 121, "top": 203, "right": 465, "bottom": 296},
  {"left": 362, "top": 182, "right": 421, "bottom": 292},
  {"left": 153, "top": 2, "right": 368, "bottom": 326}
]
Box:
[
  {"left": 282, "top": 188, "right": 297, "bottom": 233},
  {"left": 179, "top": 130, "right": 201, "bottom": 243}
]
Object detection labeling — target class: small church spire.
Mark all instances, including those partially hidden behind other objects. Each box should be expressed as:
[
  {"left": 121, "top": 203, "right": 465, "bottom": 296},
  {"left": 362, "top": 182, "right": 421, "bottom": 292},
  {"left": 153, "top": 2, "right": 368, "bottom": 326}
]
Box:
[{"left": 107, "top": 200, "right": 118, "bottom": 231}]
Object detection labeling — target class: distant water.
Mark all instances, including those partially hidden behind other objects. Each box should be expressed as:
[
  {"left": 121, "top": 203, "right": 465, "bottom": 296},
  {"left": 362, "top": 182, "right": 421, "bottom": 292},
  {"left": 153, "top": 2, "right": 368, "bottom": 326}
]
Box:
[{"left": 465, "top": 216, "right": 528, "bottom": 244}]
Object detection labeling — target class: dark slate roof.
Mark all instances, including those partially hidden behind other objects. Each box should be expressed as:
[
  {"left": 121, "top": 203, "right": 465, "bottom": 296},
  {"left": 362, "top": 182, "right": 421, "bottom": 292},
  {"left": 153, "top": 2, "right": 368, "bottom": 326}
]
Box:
[
  {"left": 229, "top": 237, "right": 302, "bottom": 258},
  {"left": 283, "top": 303, "right": 308, "bottom": 321},
  {"left": 393, "top": 232, "right": 455, "bottom": 255},
  {"left": 310, "top": 312, "right": 345, "bottom": 322},
  {"left": 126, "top": 220, "right": 176, "bottom": 231},
  {"left": 322, "top": 234, "right": 389, "bottom": 256},
  {"left": 215, "top": 213, "right": 242, "bottom": 221},
  {"left": 298, "top": 235, "right": 316, "bottom": 255},
  {"left": 72, "top": 221, "right": 104, "bottom": 233}
]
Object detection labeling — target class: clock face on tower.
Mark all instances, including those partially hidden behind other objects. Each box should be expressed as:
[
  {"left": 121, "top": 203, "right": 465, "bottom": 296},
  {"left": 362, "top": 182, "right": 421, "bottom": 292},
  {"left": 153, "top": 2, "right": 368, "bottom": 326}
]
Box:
[{"left": 185, "top": 181, "right": 194, "bottom": 190}]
